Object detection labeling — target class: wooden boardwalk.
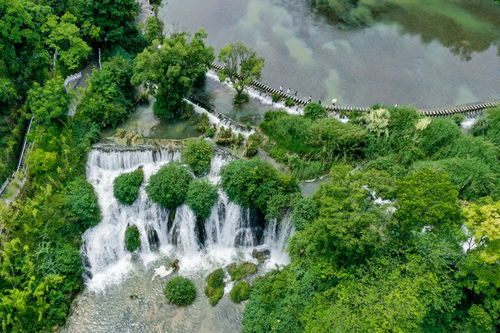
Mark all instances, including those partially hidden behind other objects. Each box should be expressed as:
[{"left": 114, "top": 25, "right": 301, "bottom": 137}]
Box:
[{"left": 210, "top": 63, "right": 499, "bottom": 117}]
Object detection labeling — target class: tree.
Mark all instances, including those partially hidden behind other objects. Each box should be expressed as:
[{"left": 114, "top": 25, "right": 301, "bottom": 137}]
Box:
[
  {"left": 42, "top": 12, "right": 91, "bottom": 75},
  {"left": 132, "top": 30, "right": 214, "bottom": 118},
  {"left": 0, "top": 239, "right": 64, "bottom": 332},
  {"left": 124, "top": 225, "right": 141, "bottom": 252},
  {"left": 76, "top": 56, "right": 134, "bottom": 128},
  {"left": 28, "top": 76, "right": 70, "bottom": 125},
  {"left": 144, "top": 16, "right": 164, "bottom": 43},
  {"left": 393, "top": 169, "right": 462, "bottom": 237},
  {"left": 217, "top": 42, "right": 264, "bottom": 103},
  {"left": 113, "top": 168, "right": 144, "bottom": 205}
]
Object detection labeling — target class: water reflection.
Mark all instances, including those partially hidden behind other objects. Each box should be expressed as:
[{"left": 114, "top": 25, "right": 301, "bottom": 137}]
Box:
[{"left": 160, "top": 0, "right": 499, "bottom": 108}]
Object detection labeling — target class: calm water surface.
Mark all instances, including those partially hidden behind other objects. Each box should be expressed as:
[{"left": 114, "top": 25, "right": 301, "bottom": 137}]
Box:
[{"left": 160, "top": 0, "right": 500, "bottom": 108}]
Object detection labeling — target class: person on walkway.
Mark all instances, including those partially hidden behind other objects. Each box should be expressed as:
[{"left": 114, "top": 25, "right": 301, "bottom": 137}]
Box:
[
  {"left": 307, "top": 95, "right": 312, "bottom": 103},
  {"left": 286, "top": 88, "right": 291, "bottom": 95},
  {"left": 318, "top": 98, "right": 322, "bottom": 105},
  {"left": 331, "top": 98, "right": 337, "bottom": 107},
  {"left": 294, "top": 91, "right": 298, "bottom": 96},
  {"left": 279, "top": 86, "right": 283, "bottom": 93}
]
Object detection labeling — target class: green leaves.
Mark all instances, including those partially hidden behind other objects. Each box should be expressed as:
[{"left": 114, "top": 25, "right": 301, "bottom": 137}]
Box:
[
  {"left": 217, "top": 42, "right": 264, "bottom": 100},
  {"left": 124, "top": 225, "right": 141, "bottom": 252},
  {"left": 146, "top": 162, "right": 193, "bottom": 209},
  {"left": 132, "top": 30, "right": 214, "bottom": 118},
  {"left": 113, "top": 168, "right": 144, "bottom": 205},
  {"left": 164, "top": 276, "right": 196, "bottom": 306},
  {"left": 181, "top": 138, "right": 215, "bottom": 176},
  {"left": 185, "top": 179, "right": 218, "bottom": 218},
  {"left": 28, "top": 76, "right": 70, "bottom": 125}
]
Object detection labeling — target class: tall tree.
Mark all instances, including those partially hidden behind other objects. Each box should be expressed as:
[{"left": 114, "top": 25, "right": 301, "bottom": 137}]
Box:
[
  {"left": 132, "top": 30, "right": 214, "bottom": 118},
  {"left": 217, "top": 42, "right": 264, "bottom": 103}
]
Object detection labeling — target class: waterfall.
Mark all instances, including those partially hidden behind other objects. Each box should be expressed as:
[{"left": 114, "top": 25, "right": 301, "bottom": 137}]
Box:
[{"left": 83, "top": 146, "right": 293, "bottom": 291}]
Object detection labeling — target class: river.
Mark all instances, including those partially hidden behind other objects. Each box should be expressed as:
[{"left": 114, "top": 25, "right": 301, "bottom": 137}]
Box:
[{"left": 160, "top": 0, "right": 499, "bottom": 108}]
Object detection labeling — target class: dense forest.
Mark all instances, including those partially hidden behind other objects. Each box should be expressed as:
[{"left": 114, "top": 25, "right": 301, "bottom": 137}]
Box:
[{"left": 0, "top": 0, "right": 499, "bottom": 332}]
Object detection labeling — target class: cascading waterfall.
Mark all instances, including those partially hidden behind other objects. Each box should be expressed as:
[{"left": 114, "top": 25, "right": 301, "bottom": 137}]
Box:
[{"left": 83, "top": 146, "right": 293, "bottom": 291}]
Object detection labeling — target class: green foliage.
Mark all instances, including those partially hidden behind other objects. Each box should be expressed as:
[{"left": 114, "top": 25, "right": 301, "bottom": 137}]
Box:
[
  {"left": 230, "top": 281, "right": 251, "bottom": 303},
  {"left": 215, "top": 127, "right": 243, "bottom": 147},
  {"left": 227, "top": 262, "right": 258, "bottom": 281},
  {"left": 412, "top": 158, "right": 499, "bottom": 201},
  {"left": 43, "top": 12, "right": 91, "bottom": 75},
  {"left": 244, "top": 133, "right": 262, "bottom": 157},
  {"left": 146, "top": 162, "right": 193, "bottom": 209},
  {"left": 291, "top": 197, "right": 319, "bottom": 231},
  {"left": 394, "top": 169, "right": 462, "bottom": 237},
  {"left": 186, "top": 179, "right": 218, "bottom": 218},
  {"left": 113, "top": 168, "right": 143, "bottom": 205},
  {"left": 181, "top": 139, "right": 215, "bottom": 176},
  {"left": 260, "top": 113, "right": 313, "bottom": 155},
  {"left": 419, "top": 118, "right": 461, "bottom": 156},
  {"left": 221, "top": 158, "right": 299, "bottom": 215},
  {"left": 65, "top": 176, "right": 100, "bottom": 230},
  {"left": 28, "top": 76, "right": 70, "bottom": 125},
  {"left": 164, "top": 276, "right": 196, "bottom": 306},
  {"left": 77, "top": 56, "right": 135, "bottom": 128},
  {"left": 218, "top": 42, "right": 264, "bottom": 101},
  {"left": 0, "top": 239, "right": 65, "bottom": 332},
  {"left": 303, "top": 102, "right": 326, "bottom": 120},
  {"left": 471, "top": 106, "right": 500, "bottom": 146},
  {"left": 204, "top": 268, "right": 225, "bottom": 306},
  {"left": 271, "top": 92, "right": 281, "bottom": 102},
  {"left": 124, "top": 225, "right": 141, "bottom": 252},
  {"left": 144, "top": 16, "right": 164, "bottom": 43},
  {"left": 434, "top": 135, "right": 499, "bottom": 169},
  {"left": 132, "top": 30, "right": 214, "bottom": 118},
  {"left": 284, "top": 98, "right": 295, "bottom": 107}
]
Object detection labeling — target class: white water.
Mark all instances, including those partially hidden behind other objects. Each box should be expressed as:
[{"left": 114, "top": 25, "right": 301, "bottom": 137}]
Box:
[{"left": 83, "top": 147, "right": 293, "bottom": 291}]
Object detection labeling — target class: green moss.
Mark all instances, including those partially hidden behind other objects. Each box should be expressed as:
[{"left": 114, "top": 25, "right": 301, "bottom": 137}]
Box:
[
  {"left": 146, "top": 162, "right": 193, "bottom": 209},
  {"left": 124, "top": 225, "right": 141, "bottom": 252},
  {"left": 227, "top": 262, "right": 258, "bottom": 281},
  {"left": 164, "top": 276, "right": 197, "bottom": 306},
  {"left": 205, "top": 268, "right": 225, "bottom": 306},
  {"left": 181, "top": 138, "right": 215, "bottom": 176},
  {"left": 186, "top": 179, "right": 218, "bottom": 218},
  {"left": 113, "top": 168, "right": 144, "bottom": 205},
  {"left": 230, "top": 280, "right": 251, "bottom": 303}
]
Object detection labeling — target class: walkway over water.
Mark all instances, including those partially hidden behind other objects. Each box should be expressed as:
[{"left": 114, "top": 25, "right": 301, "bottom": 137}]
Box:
[{"left": 210, "top": 63, "right": 499, "bottom": 117}]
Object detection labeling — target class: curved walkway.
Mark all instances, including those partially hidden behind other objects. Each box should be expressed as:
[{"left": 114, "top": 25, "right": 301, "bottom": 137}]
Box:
[{"left": 210, "top": 63, "right": 499, "bottom": 117}]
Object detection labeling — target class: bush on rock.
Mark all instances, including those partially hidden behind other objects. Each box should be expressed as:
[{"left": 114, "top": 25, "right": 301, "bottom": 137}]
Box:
[
  {"left": 114, "top": 168, "right": 144, "bottom": 205},
  {"left": 230, "top": 280, "right": 251, "bottom": 303},
  {"left": 146, "top": 162, "right": 193, "bottom": 209},
  {"left": 227, "top": 262, "right": 258, "bottom": 281},
  {"left": 164, "top": 276, "right": 197, "bottom": 306},
  {"left": 205, "top": 268, "right": 225, "bottom": 306},
  {"left": 181, "top": 138, "right": 215, "bottom": 176},
  {"left": 125, "top": 225, "right": 141, "bottom": 252},
  {"left": 186, "top": 179, "right": 218, "bottom": 218}
]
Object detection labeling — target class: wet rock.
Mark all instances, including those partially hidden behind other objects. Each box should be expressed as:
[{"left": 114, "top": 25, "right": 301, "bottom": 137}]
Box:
[{"left": 252, "top": 248, "right": 271, "bottom": 263}]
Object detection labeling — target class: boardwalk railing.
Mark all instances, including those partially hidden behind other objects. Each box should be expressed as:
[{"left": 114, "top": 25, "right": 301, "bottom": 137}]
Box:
[
  {"left": 0, "top": 117, "right": 34, "bottom": 197},
  {"left": 210, "top": 62, "right": 499, "bottom": 117}
]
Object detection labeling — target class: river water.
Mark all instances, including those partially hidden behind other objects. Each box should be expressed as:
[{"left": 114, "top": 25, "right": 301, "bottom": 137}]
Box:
[{"left": 160, "top": 0, "right": 499, "bottom": 108}]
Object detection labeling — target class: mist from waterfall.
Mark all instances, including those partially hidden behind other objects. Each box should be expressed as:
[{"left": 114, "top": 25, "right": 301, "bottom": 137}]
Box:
[{"left": 83, "top": 146, "right": 293, "bottom": 291}]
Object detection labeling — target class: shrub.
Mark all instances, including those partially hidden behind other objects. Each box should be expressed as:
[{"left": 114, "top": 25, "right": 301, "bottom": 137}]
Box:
[
  {"left": 113, "top": 168, "right": 144, "bottom": 205},
  {"left": 125, "top": 225, "right": 141, "bottom": 252},
  {"left": 146, "top": 162, "right": 193, "bottom": 209},
  {"left": 197, "top": 113, "right": 210, "bottom": 132},
  {"left": 227, "top": 262, "right": 258, "bottom": 281},
  {"left": 412, "top": 158, "right": 499, "bottom": 201},
  {"left": 65, "top": 177, "right": 100, "bottom": 230},
  {"left": 230, "top": 280, "right": 251, "bottom": 303},
  {"left": 260, "top": 114, "right": 313, "bottom": 155},
  {"left": 304, "top": 102, "right": 327, "bottom": 120},
  {"left": 291, "top": 197, "right": 319, "bottom": 231},
  {"left": 434, "top": 135, "right": 499, "bottom": 168},
  {"left": 285, "top": 98, "right": 295, "bottom": 107},
  {"left": 234, "top": 93, "right": 249, "bottom": 104},
  {"left": 451, "top": 114, "right": 465, "bottom": 126},
  {"left": 271, "top": 93, "right": 281, "bottom": 102},
  {"left": 308, "top": 118, "right": 366, "bottom": 160},
  {"left": 264, "top": 110, "right": 287, "bottom": 122},
  {"left": 471, "top": 106, "right": 500, "bottom": 146},
  {"left": 186, "top": 179, "right": 218, "bottom": 218},
  {"left": 181, "top": 139, "right": 215, "bottom": 176},
  {"left": 205, "top": 268, "right": 225, "bottom": 306},
  {"left": 386, "top": 106, "right": 422, "bottom": 152},
  {"left": 164, "top": 276, "right": 197, "bottom": 306},
  {"left": 244, "top": 133, "right": 263, "bottom": 157},
  {"left": 221, "top": 158, "right": 299, "bottom": 214},
  {"left": 419, "top": 118, "right": 461, "bottom": 156},
  {"left": 215, "top": 127, "right": 239, "bottom": 146}
]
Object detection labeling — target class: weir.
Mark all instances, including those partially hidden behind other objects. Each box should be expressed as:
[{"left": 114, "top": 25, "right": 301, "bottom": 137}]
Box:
[{"left": 82, "top": 144, "right": 293, "bottom": 291}]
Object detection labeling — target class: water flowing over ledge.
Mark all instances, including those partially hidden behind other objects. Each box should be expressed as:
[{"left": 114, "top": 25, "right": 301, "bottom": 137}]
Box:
[{"left": 83, "top": 145, "right": 294, "bottom": 291}]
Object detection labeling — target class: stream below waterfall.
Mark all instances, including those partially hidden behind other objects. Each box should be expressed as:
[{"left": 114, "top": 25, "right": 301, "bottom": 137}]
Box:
[{"left": 61, "top": 147, "right": 293, "bottom": 332}]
